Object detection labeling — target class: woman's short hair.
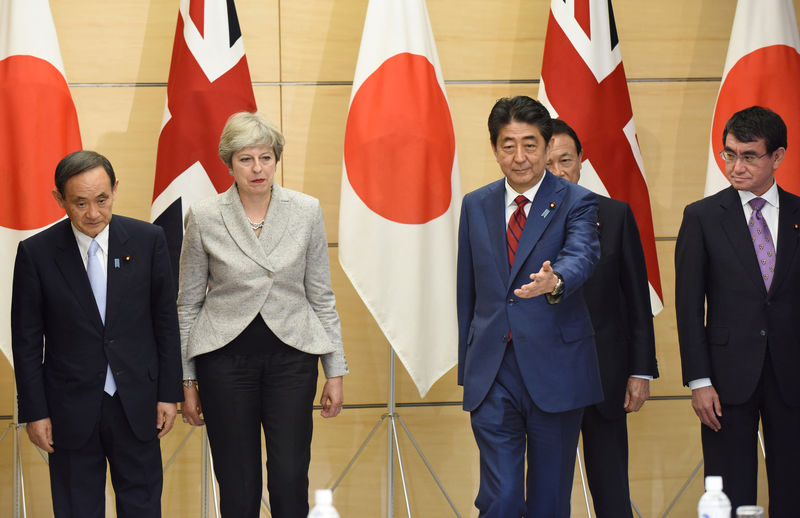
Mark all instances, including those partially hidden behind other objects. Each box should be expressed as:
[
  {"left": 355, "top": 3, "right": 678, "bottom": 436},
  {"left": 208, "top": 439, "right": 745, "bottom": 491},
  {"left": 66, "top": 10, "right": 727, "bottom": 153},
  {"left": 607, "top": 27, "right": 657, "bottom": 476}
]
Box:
[{"left": 218, "top": 112, "right": 285, "bottom": 167}]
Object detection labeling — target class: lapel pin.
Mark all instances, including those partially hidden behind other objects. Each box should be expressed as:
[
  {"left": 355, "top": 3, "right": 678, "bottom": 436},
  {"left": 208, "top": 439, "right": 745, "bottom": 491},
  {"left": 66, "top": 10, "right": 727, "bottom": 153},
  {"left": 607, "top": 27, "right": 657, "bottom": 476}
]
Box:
[
  {"left": 794, "top": 224, "right": 799, "bottom": 230},
  {"left": 549, "top": 202, "right": 556, "bottom": 209},
  {"left": 541, "top": 209, "right": 550, "bottom": 218},
  {"left": 596, "top": 221, "right": 601, "bottom": 228},
  {"left": 124, "top": 255, "right": 131, "bottom": 262},
  {"left": 114, "top": 258, "right": 120, "bottom": 269}
]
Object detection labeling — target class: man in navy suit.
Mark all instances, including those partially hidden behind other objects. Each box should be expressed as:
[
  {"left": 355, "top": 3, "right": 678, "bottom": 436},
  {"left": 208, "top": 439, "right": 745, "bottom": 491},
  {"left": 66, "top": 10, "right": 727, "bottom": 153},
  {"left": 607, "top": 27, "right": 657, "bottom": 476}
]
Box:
[
  {"left": 457, "top": 96, "right": 602, "bottom": 517},
  {"left": 11, "top": 150, "right": 182, "bottom": 517},
  {"left": 676, "top": 106, "right": 800, "bottom": 515},
  {"left": 547, "top": 119, "right": 659, "bottom": 518}
]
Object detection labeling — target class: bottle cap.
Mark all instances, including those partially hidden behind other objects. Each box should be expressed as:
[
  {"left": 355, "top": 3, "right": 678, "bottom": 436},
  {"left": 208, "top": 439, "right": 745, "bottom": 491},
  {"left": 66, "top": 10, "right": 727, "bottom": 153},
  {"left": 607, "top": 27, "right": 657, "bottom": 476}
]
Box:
[
  {"left": 315, "top": 489, "right": 333, "bottom": 505},
  {"left": 705, "top": 475, "right": 723, "bottom": 491}
]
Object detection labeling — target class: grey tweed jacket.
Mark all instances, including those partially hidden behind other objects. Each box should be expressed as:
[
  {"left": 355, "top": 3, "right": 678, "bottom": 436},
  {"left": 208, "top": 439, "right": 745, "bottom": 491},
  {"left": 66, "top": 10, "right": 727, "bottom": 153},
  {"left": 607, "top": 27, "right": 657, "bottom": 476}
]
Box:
[{"left": 177, "top": 183, "right": 348, "bottom": 379}]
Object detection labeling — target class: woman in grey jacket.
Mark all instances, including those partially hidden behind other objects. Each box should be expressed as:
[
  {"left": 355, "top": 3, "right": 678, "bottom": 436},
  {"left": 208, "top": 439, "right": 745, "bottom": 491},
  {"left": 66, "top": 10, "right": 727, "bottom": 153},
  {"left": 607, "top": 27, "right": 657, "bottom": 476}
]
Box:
[{"left": 177, "top": 112, "right": 347, "bottom": 517}]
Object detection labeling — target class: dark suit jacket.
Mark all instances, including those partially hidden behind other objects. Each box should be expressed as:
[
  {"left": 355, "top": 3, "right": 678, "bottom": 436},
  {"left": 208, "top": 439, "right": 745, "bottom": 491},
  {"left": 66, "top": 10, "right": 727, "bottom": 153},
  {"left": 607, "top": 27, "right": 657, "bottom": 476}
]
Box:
[
  {"left": 11, "top": 216, "right": 183, "bottom": 448},
  {"left": 675, "top": 186, "right": 800, "bottom": 406},
  {"left": 457, "top": 172, "right": 603, "bottom": 413},
  {"left": 583, "top": 196, "right": 658, "bottom": 419}
]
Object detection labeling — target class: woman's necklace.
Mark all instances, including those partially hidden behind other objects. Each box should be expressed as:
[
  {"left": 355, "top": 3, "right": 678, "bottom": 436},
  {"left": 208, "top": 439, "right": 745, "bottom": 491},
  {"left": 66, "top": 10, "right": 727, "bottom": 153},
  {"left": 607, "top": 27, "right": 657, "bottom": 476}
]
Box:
[
  {"left": 245, "top": 185, "right": 272, "bottom": 232},
  {"left": 249, "top": 219, "right": 265, "bottom": 231}
]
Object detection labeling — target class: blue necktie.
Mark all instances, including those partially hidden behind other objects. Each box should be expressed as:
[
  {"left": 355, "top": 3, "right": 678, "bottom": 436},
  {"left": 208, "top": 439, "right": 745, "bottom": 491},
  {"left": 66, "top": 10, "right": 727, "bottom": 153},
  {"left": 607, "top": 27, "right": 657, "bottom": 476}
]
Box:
[{"left": 87, "top": 240, "right": 116, "bottom": 396}]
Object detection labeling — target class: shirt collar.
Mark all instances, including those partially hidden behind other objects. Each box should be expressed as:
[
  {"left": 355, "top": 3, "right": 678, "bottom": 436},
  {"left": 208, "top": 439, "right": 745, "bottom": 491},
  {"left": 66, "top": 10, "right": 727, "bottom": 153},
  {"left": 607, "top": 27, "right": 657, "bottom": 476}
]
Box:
[
  {"left": 505, "top": 173, "right": 546, "bottom": 208},
  {"left": 737, "top": 180, "right": 779, "bottom": 209},
  {"left": 71, "top": 221, "right": 111, "bottom": 259}
]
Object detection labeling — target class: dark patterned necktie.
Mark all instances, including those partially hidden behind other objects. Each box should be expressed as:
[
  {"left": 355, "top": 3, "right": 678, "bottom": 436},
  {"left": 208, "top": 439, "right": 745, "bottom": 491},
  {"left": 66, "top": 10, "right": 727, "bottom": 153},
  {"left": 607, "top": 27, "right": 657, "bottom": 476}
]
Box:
[
  {"left": 507, "top": 195, "right": 529, "bottom": 270},
  {"left": 748, "top": 197, "right": 775, "bottom": 291}
]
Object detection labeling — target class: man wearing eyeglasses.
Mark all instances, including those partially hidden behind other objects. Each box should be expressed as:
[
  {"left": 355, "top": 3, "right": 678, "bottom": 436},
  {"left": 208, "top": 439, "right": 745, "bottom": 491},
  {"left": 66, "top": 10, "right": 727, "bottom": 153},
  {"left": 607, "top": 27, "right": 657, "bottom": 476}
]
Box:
[{"left": 675, "top": 106, "right": 800, "bottom": 515}]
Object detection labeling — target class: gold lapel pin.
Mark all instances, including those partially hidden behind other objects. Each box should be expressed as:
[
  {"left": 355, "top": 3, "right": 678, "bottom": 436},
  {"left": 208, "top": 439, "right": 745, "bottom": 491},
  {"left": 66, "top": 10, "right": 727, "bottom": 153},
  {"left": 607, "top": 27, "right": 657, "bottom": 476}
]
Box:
[{"left": 549, "top": 202, "right": 556, "bottom": 209}]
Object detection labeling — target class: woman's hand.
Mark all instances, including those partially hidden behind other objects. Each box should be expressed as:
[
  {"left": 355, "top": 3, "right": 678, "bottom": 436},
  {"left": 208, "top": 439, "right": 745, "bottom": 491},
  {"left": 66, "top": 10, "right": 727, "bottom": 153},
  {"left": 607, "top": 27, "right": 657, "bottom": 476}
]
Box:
[
  {"left": 182, "top": 383, "right": 205, "bottom": 426},
  {"left": 320, "top": 376, "right": 344, "bottom": 418}
]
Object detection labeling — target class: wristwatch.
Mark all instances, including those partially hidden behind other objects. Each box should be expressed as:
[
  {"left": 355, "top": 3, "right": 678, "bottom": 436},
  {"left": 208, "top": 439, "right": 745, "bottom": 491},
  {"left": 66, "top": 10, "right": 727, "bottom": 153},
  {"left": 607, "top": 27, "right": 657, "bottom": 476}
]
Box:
[
  {"left": 550, "top": 273, "right": 564, "bottom": 297},
  {"left": 183, "top": 379, "right": 198, "bottom": 388}
]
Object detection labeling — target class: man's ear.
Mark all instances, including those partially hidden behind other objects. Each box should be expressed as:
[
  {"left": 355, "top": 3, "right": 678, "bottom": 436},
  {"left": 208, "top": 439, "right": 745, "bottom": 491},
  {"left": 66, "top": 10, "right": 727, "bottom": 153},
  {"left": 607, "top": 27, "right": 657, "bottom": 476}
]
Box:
[
  {"left": 772, "top": 147, "right": 786, "bottom": 171},
  {"left": 52, "top": 189, "right": 65, "bottom": 208}
]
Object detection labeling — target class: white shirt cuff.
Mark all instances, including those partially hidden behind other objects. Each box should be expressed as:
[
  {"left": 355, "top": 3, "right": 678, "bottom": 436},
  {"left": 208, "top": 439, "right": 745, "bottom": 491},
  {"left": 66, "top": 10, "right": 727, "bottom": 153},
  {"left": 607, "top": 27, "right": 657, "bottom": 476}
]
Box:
[
  {"left": 688, "top": 378, "right": 712, "bottom": 390},
  {"left": 631, "top": 375, "right": 653, "bottom": 380}
]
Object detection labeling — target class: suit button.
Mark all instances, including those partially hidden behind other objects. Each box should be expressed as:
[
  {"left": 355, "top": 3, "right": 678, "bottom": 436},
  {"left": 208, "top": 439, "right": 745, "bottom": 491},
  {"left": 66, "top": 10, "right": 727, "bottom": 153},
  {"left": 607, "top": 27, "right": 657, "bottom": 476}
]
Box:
[
  {"left": 507, "top": 298, "right": 516, "bottom": 304},
  {"left": 502, "top": 334, "right": 508, "bottom": 342},
  {"left": 267, "top": 271, "right": 274, "bottom": 278},
  {"left": 760, "top": 330, "right": 766, "bottom": 336}
]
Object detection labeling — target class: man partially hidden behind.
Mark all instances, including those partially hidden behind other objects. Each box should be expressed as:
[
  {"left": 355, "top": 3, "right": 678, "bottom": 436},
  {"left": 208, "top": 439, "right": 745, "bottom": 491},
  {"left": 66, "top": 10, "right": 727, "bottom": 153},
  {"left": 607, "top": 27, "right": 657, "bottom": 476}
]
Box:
[
  {"left": 457, "top": 96, "right": 602, "bottom": 517},
  {"left": 547, "top": 119, "right": 659, "bottom": 518},
  {"left": 11, "top": 150, "right": 183, "bottom": 517},
  {"left": 676, "top": 106, "right": 800, "bottom": 515}
]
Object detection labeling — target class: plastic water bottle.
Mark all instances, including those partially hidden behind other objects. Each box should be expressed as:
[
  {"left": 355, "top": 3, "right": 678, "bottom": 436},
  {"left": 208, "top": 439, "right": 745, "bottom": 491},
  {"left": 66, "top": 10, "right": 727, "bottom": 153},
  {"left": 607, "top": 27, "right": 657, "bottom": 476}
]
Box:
[
  {"left": 308, "top": 489, "right": 340, "bottom": 518},
  {"left": 698, "top": 475, "right": 731, "bottom": 518}
]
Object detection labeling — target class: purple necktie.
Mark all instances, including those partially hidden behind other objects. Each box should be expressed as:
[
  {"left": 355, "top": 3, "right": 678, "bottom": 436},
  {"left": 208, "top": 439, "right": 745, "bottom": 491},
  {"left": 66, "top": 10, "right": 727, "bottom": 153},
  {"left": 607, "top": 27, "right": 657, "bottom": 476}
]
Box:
[
  {"left": 507, "top": 195, "right": 529, "bottom": 270},
  {"left": 748, "top": 198, "right": 775, "bottom": 291}
]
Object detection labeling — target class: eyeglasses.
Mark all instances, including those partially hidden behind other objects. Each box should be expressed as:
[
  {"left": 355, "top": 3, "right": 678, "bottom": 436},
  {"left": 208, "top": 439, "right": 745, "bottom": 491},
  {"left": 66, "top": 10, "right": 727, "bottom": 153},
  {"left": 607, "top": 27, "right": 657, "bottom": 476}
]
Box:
[{"left": 719, "top": 150, "right": 771, "bottom": 164}]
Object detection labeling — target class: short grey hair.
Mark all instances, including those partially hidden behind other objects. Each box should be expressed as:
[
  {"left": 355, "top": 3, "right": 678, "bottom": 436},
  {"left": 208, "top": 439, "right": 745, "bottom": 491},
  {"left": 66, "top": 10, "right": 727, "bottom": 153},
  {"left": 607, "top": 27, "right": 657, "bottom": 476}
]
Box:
[{"left": 218, "top": 112, "right": 285, "bottom": 167}]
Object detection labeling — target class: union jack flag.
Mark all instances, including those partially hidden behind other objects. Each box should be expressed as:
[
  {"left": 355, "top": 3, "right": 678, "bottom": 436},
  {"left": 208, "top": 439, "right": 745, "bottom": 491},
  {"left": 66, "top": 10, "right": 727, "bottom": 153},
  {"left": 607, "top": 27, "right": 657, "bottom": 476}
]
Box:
[
  {"left": 151, "top": 0, "right": 257, "bottom": 281},
  {"left": 539, "top": 0, "right": 663, "bottom": 314}
]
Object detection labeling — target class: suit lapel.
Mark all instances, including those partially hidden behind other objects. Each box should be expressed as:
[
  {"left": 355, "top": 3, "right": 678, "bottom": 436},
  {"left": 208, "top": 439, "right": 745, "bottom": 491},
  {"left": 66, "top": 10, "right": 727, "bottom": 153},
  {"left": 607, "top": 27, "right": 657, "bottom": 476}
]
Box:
[
  {"left": 53, "top": 220, "right": 104, "bottom": 329},
  {"left": 259, "top": 184, "right": 290, "bottom": 259},
  {"left": 509, "top": 172, "right": 564, "bottom": 283},
  {"left": 219, "top": 185, "right": 271, "bottom": 271},
  {"left": 719, "top": 187, "right": 766, "bottom": 295},
  {"left": 771, "top": 187, "right": 800, "bottom": 293},
  {"left": 479, "top": 180, "right": 508, "bottom": 280},
  {"left": 105, "top": 217, "right": 132, "bottom": 330}
]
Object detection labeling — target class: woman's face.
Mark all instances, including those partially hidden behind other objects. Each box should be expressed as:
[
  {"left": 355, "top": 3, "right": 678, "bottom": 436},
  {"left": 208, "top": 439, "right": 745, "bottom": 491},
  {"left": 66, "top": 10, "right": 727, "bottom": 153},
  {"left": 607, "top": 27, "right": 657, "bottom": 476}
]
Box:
[{"left": 230, "top": 145, "right": 277, "bottom": 196}]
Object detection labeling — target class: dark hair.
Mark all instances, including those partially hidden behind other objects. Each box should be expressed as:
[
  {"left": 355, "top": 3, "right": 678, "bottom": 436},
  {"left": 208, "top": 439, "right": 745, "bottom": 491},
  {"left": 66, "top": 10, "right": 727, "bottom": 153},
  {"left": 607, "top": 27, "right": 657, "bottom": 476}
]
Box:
[
  {"left": 54, "top": 150, "right": 116, "bottom": 196},
  {"left": 551, "top": 119, "right": 582, "bottom": 156},
  {"left": 722, "top": 106, "right": 787, "bottom": 154},
  {"left": 488, "top": 96, "right": 553, "bottom": 147}
]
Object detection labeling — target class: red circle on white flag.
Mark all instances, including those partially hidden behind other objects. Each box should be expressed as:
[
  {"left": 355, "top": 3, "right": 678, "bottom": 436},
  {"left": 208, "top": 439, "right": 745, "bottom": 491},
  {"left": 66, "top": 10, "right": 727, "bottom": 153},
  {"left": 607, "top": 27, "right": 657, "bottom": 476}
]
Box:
[
  {"left": 344, "top": 53, "right": 455, "bottom": 224},
  {"left": 711, "top": 45, "right": 800, "bottom": 192},
  {"left": 0, "top": 55, "right": 81, "bottom": 230}
]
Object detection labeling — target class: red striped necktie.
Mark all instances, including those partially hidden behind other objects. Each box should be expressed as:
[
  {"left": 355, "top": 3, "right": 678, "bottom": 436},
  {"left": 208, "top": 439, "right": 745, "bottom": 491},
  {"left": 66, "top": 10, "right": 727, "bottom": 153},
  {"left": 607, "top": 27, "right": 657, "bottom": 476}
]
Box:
[{"left": 507, "top": 195, "right": 529, "bottom": 270}]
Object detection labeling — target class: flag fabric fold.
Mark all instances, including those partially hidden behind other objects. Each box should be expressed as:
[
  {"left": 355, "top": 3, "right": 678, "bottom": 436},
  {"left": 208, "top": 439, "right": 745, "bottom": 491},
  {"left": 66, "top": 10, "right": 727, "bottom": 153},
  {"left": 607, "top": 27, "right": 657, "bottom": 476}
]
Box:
[
  {"left": 704, "top": 0, "right": 800, "bottom": 196},
  {"left": 151, "top": 0, "right": 257, "bottom": 277},
  {"left": 339, "top": 0, "right": 461, "bottom": 397},
  {"left": 539, "top": 0, "right": 663, "bottom": 315},
  {"left": 0, "top": 0, "right": 82, "bottom": 365}
]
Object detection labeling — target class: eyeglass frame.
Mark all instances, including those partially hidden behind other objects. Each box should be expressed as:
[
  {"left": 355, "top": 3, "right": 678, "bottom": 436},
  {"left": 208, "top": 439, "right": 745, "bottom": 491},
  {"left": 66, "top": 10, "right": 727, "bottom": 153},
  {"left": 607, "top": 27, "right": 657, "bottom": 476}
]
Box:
[{"left": 719, "top": 150, "right": 772, "bottom": 165}]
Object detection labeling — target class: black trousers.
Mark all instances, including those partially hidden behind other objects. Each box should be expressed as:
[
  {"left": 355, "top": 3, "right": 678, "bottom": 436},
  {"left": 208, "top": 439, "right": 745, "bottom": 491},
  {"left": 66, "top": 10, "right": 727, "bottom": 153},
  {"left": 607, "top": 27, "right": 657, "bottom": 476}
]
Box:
[
  {"left": 580, "top": 405, "right": 633, "bottom": 518},
  {"left": 196, "top": 316, "right": 319, "bottom": 518},
  {"left": 48, "top": 393, "right": 163, "bottom": 518},
  {"left": 701, "top": 352, "right": 800, "bottom": 517}
]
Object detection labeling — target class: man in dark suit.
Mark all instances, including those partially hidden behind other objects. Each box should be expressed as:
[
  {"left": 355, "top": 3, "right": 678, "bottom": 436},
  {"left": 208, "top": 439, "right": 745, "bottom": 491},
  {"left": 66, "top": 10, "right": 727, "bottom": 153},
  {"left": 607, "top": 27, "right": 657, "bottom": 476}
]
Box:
[
  {"left": 11, "top": 150, "right": 183, "bottom": 517},
  {"left": 547, "top": 119, "right": 659, "bottom": 518},
  {"left": 676, "top": 106, "right": 800, "bottom": 515},
  {"left": 457, "top": 96, "right": 602, "bottom": 517}
]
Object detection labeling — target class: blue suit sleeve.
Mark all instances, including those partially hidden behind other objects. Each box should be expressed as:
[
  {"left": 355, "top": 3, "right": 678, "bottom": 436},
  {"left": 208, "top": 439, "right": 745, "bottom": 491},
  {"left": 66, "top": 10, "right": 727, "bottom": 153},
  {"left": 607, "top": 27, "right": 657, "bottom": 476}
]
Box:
[
  {"left": 456, "top": 198, "right": 475, "bottom": 386},
  {"left": 551, "top": 189, "right": 600, "bottom": 297}
]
